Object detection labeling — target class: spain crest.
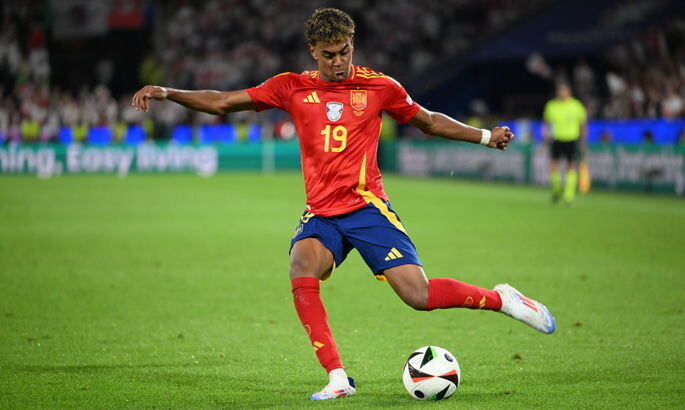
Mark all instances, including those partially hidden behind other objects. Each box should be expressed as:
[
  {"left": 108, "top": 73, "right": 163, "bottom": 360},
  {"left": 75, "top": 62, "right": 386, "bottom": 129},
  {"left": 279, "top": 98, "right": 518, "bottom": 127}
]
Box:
[{"left": 350, "top": 90, "right": 367, "bottom": 112}]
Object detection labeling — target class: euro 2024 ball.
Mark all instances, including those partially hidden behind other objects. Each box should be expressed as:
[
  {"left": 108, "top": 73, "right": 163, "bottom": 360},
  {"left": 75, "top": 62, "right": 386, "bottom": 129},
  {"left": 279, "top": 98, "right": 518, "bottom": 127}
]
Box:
[{"left": 402, "top": 346, "right": 460, "bottom": 400}]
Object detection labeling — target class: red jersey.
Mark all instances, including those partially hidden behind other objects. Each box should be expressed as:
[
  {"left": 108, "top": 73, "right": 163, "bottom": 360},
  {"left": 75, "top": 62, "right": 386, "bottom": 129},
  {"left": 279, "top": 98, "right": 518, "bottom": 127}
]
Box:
[{"left": 246, "top": 65, "right": 421, "bottom": 217}]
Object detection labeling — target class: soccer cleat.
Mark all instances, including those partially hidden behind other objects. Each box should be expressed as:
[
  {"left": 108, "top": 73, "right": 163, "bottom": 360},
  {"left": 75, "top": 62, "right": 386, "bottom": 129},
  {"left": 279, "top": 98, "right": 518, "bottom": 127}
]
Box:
[
  {"left": 494, "top": 284, "right": 556, "bottom": 334},
  {"left": 309, "top": 377, "right": 356, "bottom": 400}
]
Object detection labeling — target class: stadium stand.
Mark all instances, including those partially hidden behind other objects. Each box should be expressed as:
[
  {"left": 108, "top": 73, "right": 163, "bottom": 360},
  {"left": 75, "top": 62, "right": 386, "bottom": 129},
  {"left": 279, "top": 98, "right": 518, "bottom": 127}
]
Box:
[{"left": 0, "top": 0, "right": 683, "bottom": 144}]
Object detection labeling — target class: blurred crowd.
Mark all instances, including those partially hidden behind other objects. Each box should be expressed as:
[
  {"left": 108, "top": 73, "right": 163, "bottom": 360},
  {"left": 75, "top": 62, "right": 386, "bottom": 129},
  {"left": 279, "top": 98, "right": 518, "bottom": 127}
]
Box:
[
  {"left": 1, "top": 0, "right": 550, "bottom": 143},
  {"left": 555, "top": 16, "right": 685, "bottom": 120},
  {"left": 0, "top": 0, "right": 683, "bottom": 145},
  {"left": 157, "top": 0, "right": 549, "bottom": 91}
]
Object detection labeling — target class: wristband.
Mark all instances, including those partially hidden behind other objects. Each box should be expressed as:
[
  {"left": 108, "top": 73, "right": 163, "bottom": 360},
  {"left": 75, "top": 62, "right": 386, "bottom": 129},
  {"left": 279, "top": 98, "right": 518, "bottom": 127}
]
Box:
[{"left": 480, "top": 129, "right": 491, "bottom": 145}]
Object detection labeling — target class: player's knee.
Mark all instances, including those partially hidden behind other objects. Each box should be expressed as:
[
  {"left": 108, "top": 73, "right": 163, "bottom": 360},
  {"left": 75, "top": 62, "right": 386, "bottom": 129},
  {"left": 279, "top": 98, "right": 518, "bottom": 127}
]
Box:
[
  {"left": 386, "top": 267, "right": 430, "bottom": 310},
  {"left": 289, "top": 258, "right": 311, "bottom": 278},
  {"left": 405, "top": 299, "right": 424, "bottom": 311},
  {"left": 402, "top": 288, "right": 429, "bottom": 311},
  {"left": 290, "top": 256, "right": 331, "bottom": 280}
]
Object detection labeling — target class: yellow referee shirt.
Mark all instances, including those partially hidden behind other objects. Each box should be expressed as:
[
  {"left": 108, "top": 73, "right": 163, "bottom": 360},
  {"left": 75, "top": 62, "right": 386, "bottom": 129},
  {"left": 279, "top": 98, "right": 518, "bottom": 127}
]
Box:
[{"left": 543, "top": 97, "right": 586, "bottom": 142}]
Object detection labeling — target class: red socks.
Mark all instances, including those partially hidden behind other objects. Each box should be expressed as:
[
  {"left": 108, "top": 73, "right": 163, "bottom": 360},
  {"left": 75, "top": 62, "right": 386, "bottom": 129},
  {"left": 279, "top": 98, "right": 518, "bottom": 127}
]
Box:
[
  {"left": 291, "top": 277, "right": 342, "bottom": 372},
  {"left": 291, "top": 276, "right": 501, "bottom": 373},
  {"left": 425, "top": 278, "right": 502, "bottom": 311}
]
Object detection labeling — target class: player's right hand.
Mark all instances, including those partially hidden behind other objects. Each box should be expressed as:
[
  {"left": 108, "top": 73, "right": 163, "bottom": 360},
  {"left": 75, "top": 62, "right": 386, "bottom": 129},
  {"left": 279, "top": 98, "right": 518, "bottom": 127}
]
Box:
[{"left": 131, "top": 85, "right": 169, "bottom": 112}]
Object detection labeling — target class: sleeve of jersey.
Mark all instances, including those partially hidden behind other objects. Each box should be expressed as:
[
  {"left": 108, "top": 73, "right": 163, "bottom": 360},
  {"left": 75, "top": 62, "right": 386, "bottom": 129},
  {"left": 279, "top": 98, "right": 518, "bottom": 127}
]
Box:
[
  {"left": 543, "top": 102, "right": 551, "bottom": 122},
  {"left": 245, "top": 73, "right": 294, "bottom": 112},
  {"left": 382, "top": 78, "right": 421, "bottom": 123}
]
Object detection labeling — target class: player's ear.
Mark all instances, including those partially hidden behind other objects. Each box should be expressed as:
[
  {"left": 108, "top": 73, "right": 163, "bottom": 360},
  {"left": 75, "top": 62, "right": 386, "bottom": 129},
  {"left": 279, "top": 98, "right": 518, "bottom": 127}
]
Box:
[{"left": 308, "top": 44, "right": 317, "bottom": 60}]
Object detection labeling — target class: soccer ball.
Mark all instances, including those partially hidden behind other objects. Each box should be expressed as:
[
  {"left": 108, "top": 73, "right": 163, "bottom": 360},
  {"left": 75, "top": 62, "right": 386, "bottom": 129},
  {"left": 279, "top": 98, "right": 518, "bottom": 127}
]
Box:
[{"left": 402, "top": 346, "right": 460, "bottom": 400}]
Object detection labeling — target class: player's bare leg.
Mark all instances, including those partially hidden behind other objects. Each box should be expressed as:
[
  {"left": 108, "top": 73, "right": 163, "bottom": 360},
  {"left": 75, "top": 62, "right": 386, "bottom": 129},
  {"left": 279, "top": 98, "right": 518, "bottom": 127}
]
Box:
[
  {"left": 382, "top": 264, "right": 430, "bottom": 309},
  {"left": 384, "top": 264, "right": 501, "bottom": 311},
  {"left": 290, "top": 237, "right": 335, "bottom": 281},
  {"left": 384, "top": 264, "right": 555, "bottom": 333},
  {"left": 290, "top": 238, "right": 356, "bottom": 400}
]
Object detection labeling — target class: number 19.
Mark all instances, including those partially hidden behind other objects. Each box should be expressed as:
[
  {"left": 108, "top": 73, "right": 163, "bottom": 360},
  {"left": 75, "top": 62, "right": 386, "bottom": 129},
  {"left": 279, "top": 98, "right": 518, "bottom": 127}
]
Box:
[{"left": 322, "top": 125, "right": 347, "bottom": 152}]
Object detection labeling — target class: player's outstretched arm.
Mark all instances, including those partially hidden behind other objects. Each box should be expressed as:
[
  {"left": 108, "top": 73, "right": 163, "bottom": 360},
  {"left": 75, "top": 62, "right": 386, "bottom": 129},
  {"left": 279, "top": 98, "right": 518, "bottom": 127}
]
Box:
[
  {"left": 409, "top": 107, "right": 514, "bottom": 150},
  {"left": 131, "top": 86, "right": 256, "bottom": 115}
]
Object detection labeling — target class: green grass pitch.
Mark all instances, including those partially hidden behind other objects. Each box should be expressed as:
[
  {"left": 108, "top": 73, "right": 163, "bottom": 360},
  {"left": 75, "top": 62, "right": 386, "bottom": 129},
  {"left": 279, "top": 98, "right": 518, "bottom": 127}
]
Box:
[{"left": 1, "top": 173, "right": 684, "bottom": 408}]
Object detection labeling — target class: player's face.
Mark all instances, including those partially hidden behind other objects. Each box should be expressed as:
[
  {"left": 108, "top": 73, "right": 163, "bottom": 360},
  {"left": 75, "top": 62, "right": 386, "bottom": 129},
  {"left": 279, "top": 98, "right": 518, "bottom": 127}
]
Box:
[
  {"left": 308, "top": 37, "right": 354, "bottom": 82},
  {"left": 557, "top": 85, "right": 571, "bottom": 100}
]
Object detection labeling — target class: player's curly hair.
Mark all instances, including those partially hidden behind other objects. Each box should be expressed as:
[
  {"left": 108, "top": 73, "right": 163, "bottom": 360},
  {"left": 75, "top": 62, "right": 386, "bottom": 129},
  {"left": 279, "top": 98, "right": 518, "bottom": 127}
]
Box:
[{"left": 304, "top": 8, "right": 355, "bottom": 46}]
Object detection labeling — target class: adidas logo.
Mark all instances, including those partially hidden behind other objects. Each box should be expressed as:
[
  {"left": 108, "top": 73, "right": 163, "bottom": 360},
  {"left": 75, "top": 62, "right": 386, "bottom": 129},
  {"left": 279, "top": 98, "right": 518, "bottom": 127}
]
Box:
[
  {"left": 302, "top": 92, "right": 321, "bottom": 103},
  {"left": 516, "top": 294, "right": 539, "bottom": 312},
  {"left": 384, "top": 247, "right": 404, "bottom": 261}
]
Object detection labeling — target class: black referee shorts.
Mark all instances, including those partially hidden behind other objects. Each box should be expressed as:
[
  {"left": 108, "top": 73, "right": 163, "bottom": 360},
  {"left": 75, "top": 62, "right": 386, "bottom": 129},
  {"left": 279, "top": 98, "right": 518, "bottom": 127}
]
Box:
[{"left": 551, "top": 140, "right": 579, "bottom": 162}]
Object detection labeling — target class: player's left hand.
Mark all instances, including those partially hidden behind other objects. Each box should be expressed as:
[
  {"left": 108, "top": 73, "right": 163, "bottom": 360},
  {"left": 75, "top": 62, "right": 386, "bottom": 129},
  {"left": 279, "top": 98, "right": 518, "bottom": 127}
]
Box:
[{"left": 487, "top": 126, "right": 515, "bottom": 151}]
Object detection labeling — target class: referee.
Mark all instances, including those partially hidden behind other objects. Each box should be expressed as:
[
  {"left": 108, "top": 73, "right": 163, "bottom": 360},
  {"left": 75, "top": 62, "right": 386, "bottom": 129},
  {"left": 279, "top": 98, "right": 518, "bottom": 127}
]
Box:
[{"left": 543, "top": 83, "right": 587, "bottom": 205}]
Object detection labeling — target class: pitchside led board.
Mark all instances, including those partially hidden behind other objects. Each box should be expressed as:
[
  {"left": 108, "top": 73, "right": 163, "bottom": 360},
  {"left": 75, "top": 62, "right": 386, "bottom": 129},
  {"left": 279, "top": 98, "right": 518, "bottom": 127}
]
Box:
[
  {"left": 1, "top": 120, "right": 684, "bottom": 196},
  {"left": 0, "top": 141, "right": 301, "bottom": 178},
  {"left": 2, "top": 141, "right": 683, "bottom": 196},
  {"left": 396, "top": 142, "right": 685, "bottom": 196}
]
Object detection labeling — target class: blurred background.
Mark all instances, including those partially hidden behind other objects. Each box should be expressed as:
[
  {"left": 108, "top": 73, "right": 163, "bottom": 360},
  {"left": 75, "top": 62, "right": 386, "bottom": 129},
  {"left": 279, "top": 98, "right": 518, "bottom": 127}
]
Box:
[{"left": 1, "top": 0, "right": 684, "bottom": 194}]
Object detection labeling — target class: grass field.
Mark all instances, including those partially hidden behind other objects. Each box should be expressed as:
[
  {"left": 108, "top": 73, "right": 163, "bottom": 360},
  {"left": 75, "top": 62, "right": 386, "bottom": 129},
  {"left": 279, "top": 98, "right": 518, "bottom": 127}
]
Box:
[{"left": 1, "top": 173, "right": 684, "bottom": 408}]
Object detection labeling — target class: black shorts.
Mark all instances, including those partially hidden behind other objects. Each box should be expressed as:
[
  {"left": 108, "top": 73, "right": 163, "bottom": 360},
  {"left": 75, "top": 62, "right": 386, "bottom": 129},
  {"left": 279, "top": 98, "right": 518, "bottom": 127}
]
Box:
[{"left": 551, "top": 140, "right": 578, "bottom": 162}]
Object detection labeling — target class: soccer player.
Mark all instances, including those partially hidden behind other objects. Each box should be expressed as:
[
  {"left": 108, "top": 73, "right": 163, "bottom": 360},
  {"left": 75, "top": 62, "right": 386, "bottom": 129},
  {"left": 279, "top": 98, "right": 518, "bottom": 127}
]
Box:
[
  {"left": 132, "top": 8, "right": 556, "bottom": 401},
  {"left": 543, "top": 83, "right": 588, "bottom": 205}
]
